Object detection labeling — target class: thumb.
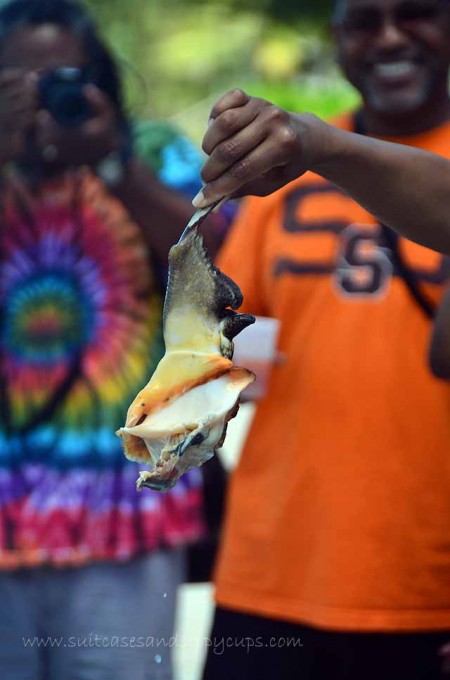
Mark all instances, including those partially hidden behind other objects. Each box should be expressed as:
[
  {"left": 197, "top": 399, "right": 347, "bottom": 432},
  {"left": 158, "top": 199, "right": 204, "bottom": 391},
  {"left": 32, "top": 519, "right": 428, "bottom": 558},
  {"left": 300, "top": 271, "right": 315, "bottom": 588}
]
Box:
[{"left": 83, "top": 84, "right": 111, "bottom": 119}]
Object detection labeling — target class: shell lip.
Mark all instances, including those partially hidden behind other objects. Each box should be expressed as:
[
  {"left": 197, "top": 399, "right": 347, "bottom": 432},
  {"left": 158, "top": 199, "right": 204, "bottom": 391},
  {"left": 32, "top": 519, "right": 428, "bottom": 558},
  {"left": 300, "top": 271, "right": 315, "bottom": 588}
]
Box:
[
  {"left": 122, "top": 367, "right": 254, "bottom": 439},
  {"left": 124, "top": 354, "right": 234, "bottom": 428}
]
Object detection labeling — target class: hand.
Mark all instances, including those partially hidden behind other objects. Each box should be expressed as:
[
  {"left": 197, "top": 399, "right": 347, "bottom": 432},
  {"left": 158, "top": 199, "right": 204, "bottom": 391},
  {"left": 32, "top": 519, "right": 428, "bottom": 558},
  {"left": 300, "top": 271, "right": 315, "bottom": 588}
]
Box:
[
  {"left": 35, "top": 84, "right": 122, "bottom": 167},
  {"left": 0, "top": 69, "right": 37, "bottom": 164},
  {"left": 194, "top": 89, "right": 323, "bottom": 208}
]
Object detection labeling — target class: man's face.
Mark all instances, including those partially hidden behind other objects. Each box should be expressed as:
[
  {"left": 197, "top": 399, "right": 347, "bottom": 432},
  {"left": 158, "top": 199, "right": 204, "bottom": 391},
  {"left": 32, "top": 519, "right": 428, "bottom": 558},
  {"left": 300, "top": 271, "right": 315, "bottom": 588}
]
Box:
[{"left": 334, "top": 0, "right": 450, "bottom": 116}]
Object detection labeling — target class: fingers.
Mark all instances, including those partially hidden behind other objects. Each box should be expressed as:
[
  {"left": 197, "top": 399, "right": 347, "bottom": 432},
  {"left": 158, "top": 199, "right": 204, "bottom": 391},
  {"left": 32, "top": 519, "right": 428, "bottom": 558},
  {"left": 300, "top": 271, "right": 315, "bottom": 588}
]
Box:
[
  {"left": 82, "top": 85, "right": 118, "bottom": 142},
  {"left": 0, "top": 68, "right": 28, "bottom": 87},
  {"left": 35, "top": 84, "right": 120, "bottom": 166},
  {"left": 83, "top": 84, "right": 110, "bottom": 119},
  {"left": 36, "top": 85, "right": 112, "bottom": 143},
  {"left": 201, "top": 96, "right": 275, "bottom": 181},
  {"left": 195, "top": 92, "right": 300, "bottom": 207},
  {"left": 202, "top": 93, "right": 272, "bottom": 162},
  {"left": 0, "top": 70, "right": 37, "bottom": 109},
  {"left": 3, "top": 98, "right": 35, "bottom": 120},
  {"left": 35, "top": 109, "right": 60, "bottom": 159},
  {"left": 194, "top": 136, "right": 292, "bottom": 207},
  {"left": 0, "top": 71, "right": 37, "bottom": 159},
  {"left": 207, "top": 88, "right": 251, "bottom": 124},
  {"left": 1, "top": 70, "right": 37, "bottom": 92},
  {"left": 203, "top": 89, "right": 256, "bottom": 154}
]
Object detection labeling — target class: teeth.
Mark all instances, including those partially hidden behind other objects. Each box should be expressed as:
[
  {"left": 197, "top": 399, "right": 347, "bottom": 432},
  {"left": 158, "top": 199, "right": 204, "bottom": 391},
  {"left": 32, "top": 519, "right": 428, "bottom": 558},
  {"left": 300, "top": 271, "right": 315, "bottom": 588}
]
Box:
[{"left": 374, "top": 61, "right": 416, "bottom": 78}]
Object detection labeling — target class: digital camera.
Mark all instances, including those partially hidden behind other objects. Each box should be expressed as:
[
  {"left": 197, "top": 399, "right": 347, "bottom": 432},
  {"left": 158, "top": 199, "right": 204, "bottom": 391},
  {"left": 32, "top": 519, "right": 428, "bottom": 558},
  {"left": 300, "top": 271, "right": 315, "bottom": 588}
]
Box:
[{"left": 39, "top": 67, "right": 92, "bottom": 127}]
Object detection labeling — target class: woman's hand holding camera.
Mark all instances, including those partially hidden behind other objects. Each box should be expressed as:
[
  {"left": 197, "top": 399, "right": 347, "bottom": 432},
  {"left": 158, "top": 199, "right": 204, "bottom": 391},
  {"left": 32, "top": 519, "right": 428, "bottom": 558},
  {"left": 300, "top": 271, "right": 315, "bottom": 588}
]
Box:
[
  {"left": 0, "top": 69, "right": 37, "bottom": 165},
  {"left": 0, "top": 69, "right": 122, "bottom": 170},
  {"left": 35, "top": 84, "right": 122, "bottom": 168}
]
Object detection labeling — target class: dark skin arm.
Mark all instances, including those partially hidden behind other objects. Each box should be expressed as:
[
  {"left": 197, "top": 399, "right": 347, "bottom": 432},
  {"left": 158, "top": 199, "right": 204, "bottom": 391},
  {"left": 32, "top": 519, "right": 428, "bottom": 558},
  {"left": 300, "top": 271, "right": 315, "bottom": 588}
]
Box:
[
  {"left": 194, "top": 89, "right": 450, "bottom": 256},
  {"left": 429, "top": 286, "right": 450, "bottom": 379},
  {"left": 0, "top": 69, "right": 37, "bottom": 166}
]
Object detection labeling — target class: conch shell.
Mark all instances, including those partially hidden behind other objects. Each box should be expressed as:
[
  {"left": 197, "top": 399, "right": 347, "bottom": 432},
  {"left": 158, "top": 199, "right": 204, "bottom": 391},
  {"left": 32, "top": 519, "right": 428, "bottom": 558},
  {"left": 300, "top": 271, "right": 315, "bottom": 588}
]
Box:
[{"left": 116, "top": 200, "right": 255, "bottom": 491}]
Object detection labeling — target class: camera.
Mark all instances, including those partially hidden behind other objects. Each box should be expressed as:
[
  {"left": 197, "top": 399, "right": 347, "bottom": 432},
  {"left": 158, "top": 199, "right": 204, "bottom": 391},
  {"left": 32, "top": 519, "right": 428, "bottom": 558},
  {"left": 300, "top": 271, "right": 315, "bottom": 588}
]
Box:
[{"left": 39, "top": 67, "right": 92, "bottom": 127}]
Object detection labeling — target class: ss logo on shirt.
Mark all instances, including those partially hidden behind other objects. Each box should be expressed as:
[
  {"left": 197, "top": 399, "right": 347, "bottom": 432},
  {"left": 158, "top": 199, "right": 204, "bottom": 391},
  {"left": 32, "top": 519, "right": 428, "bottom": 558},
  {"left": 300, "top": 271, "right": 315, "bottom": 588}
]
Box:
[{"left": 335, "top": 225, "right": 393, "bottom": 298}]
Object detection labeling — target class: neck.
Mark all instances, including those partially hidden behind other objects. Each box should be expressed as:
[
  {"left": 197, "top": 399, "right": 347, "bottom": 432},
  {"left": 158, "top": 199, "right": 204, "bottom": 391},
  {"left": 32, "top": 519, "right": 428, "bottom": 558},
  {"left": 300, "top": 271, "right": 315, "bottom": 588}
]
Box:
[{"left": 359, "top": 96, "right": 450, "bottom": 138}]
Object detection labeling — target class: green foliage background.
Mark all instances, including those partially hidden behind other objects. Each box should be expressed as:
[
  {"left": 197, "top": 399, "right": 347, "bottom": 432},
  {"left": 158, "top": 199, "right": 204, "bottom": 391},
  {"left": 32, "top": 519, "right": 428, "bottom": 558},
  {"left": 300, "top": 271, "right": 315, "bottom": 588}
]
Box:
[{"left": 85, "top": 0, "right": 360, "bottom": 142}]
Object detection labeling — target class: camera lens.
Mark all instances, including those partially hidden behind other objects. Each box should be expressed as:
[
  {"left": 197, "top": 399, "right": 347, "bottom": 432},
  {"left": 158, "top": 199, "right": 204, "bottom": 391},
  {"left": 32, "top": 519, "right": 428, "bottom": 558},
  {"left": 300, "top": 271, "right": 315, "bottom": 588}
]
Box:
[
  {"left": 47, "top": 86, "right": 90, "bottom": 126},
  {"left": 39, "top": 68, "right": 92, "bottom": 127}
]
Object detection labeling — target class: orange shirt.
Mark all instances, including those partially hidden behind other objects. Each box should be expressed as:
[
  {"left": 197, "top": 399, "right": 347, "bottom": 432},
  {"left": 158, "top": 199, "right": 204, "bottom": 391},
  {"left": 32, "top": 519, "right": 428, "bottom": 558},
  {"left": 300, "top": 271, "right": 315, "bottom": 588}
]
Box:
[{"left": 215, "top": 116, "right": 450, "bottom": 632}]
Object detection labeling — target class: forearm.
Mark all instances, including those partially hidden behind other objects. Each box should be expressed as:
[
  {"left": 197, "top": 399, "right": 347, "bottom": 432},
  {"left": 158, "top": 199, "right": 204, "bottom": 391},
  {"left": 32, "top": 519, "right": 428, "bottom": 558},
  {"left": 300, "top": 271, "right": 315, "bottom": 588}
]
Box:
[
  {"left": 198, "top": 90, "right": 450, "bottom": 256},
  {"left": 308, "top": 117, "right": 450, "bottom": 255},
  {"left": 429, "top": 286, "right": 450, "bottom": 379},
  {"left": 113, "top": 157, "right": 197, "bottom": 262}
]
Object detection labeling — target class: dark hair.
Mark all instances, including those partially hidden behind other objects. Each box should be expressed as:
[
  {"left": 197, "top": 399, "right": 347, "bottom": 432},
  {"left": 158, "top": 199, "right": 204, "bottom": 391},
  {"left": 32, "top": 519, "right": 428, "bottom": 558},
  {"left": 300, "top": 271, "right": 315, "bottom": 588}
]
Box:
[{"left": 0, "top": 0, "right": 128, "bottom": 126}]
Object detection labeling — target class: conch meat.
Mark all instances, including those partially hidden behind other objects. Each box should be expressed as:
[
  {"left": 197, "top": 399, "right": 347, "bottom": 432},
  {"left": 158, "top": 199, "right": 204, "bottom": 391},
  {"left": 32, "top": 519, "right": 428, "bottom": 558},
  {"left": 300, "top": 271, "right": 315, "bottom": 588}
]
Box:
[{"left": 116, "top": 200, "right": 255, "bottom": 491}]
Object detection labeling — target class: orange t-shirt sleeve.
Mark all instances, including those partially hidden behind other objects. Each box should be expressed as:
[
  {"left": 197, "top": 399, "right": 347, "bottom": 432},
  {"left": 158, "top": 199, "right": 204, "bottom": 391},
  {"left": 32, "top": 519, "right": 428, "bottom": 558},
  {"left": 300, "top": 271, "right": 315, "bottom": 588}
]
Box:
[{"left": 217, "top": 196, "right": 270, "bottom": 316}]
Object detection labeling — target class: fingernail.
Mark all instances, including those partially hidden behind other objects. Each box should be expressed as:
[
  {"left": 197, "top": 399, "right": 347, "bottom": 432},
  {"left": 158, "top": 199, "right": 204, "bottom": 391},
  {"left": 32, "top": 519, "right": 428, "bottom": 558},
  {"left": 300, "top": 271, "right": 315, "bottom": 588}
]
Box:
[{"left": 192, "top": 189, "right": 208, "bottom": 208}]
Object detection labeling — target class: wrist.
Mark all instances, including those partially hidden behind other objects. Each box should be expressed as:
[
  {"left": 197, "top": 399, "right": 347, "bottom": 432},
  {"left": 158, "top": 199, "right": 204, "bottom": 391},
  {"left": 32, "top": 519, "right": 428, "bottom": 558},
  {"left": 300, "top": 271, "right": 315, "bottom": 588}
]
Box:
[
  {"left": 309, "top": 121, "right": 362, "bottom": 180},
  {"left": 300, "top": 115, "right": 341, "bottom": 174}
]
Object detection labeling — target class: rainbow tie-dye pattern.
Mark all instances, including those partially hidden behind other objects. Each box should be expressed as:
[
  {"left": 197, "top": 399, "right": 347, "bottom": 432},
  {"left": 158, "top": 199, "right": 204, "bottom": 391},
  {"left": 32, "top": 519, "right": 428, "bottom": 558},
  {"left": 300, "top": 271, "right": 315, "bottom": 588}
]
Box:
[{"left": 0, "top": 160, "right": 206, "bottom": 568}]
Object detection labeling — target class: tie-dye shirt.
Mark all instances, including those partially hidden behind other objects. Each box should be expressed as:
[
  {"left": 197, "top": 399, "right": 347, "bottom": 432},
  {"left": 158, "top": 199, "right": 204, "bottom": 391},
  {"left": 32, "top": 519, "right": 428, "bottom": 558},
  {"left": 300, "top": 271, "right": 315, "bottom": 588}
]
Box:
[{"left": 0, "top": 124, "right": 223, "bottom": 568}]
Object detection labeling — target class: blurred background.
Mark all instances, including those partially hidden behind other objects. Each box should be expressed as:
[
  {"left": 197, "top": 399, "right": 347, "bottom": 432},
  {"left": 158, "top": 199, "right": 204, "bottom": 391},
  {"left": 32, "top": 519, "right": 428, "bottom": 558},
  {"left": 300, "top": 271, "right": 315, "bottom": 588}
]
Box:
[
  {"left": 82, "top": 2, "right": 360, "bottom": 678},
  {"left": 85, "top": 0, "right": 360, "bottom": 143}
]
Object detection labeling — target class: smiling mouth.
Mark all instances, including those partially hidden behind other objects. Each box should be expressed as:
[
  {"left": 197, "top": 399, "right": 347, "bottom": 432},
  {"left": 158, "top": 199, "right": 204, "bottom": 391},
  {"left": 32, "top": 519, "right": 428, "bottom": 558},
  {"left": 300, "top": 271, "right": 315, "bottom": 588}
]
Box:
[{"left": 372, "top": 60, "right": 419, "bottom": 82}]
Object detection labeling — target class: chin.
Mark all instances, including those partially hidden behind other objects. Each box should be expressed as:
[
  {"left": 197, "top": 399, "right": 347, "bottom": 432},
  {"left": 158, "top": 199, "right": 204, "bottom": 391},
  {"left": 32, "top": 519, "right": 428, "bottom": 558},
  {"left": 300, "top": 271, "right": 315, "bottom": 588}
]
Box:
[{"left": 367, "top": 89, "right": 430, "bottom": 119}]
